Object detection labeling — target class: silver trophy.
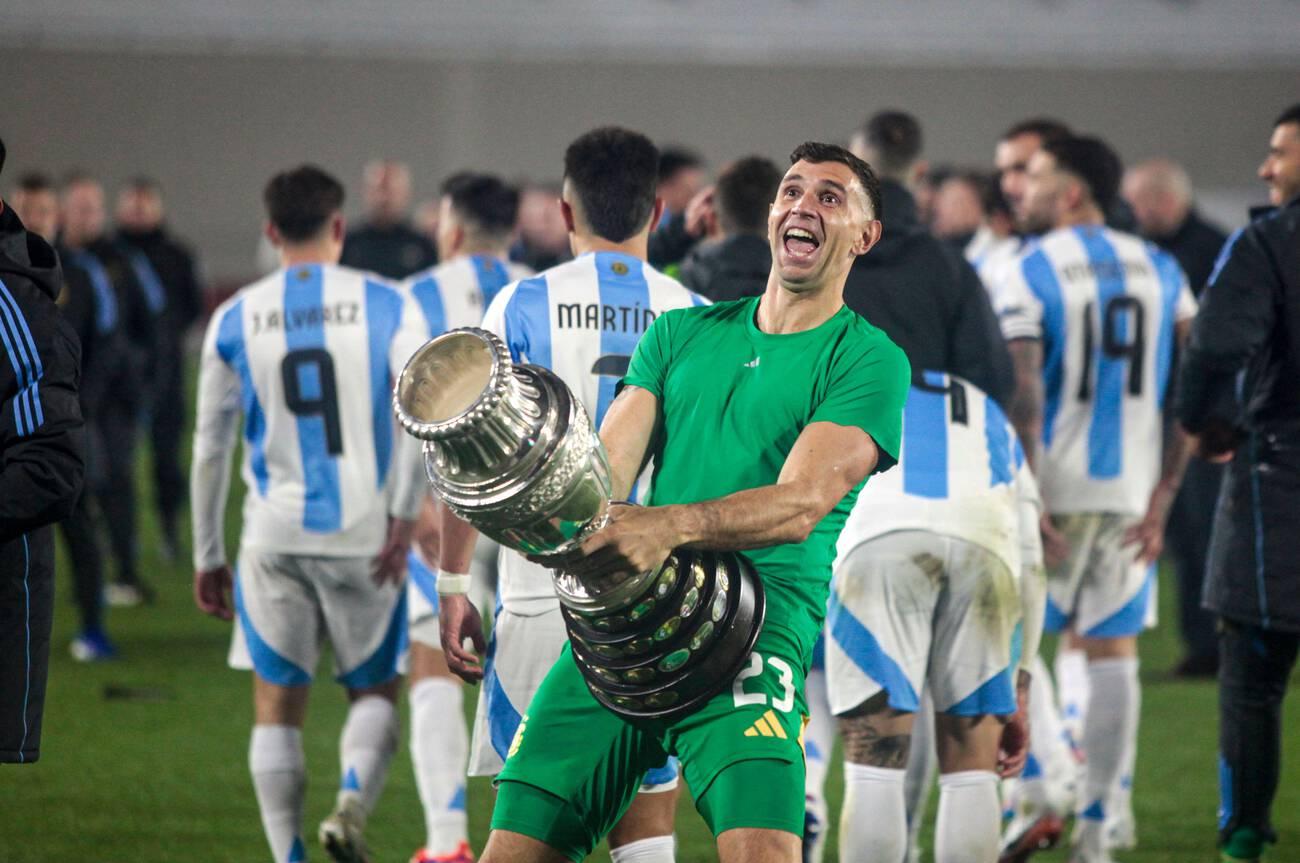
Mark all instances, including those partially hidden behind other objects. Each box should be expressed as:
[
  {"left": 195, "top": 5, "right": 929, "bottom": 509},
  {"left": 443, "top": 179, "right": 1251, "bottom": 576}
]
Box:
[{"left": 394, "top": 327, "right": 764, "bottom": 721}]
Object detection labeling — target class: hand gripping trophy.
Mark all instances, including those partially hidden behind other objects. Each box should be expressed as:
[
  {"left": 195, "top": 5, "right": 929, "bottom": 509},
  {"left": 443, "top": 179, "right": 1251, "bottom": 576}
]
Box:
[{"left": 394, "top": 328, "right": 764, "bottom": 721}]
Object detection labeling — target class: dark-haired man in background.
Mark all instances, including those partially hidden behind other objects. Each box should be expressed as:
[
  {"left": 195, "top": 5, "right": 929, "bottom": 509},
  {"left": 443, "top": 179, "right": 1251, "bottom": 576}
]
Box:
[
  {"left": 341, "top": 159, "right": 438, "bottom": 279},
  {"left": 844, "top": 109, "right": 1014, "bottom": 407},
  {"left": 1177, "top": 103, "right": 1300, "bottom": 863},
  {"left": 994, "top": 135, "right": 1196, "bottom": 863},
  {"left": 114, "top": 176, "right": 204, "bottom": 559},
  {"left": 465, "top": 139, "right": 910, "bottom": 863},
  {"left": 0, "top": 135, "right": 86, "bottom": 764},
  {"left": 400, "top": 171, "right": 531, "bottom": 863},
  {"left": 679, "top": 156, "right": 782, "bottom": 302},
  {"left": 191, "top": 164, "right": 428, "bottom": 863}
]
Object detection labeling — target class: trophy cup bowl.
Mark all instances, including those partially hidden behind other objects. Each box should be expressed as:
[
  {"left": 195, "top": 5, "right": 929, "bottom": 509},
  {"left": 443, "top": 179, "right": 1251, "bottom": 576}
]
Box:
[{"left": 393, "top": 327, "right": 765, "bottom": 721}]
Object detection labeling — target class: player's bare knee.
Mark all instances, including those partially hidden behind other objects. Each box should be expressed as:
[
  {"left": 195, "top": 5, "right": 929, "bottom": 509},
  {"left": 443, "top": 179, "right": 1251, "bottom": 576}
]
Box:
[
  {"left": 346, "top": 675, "right": 401, "bottom": 703},
  {"left": 252, "top": 676, "right": 309, "bottom": 726},
  {"left": 608, "top": 786, "right": 678, "bottom": 848},
  {"left": 934, "top": 712, "right": 1003, "bottom": 773},
  {"left": 837, "top": 691, "right": 914, "bottom": 767},
  {"left": 1080, "top": 633, "right": 1137, "bottom": 660},
  {"left": 716, "top": 826, "right": 801, "bottom": 862},
  {"left": 409, "top": 640, "right": 457, "bottom": 682},
  {"left": 480, "top": 829, "right": 571, "bottom": 863}
]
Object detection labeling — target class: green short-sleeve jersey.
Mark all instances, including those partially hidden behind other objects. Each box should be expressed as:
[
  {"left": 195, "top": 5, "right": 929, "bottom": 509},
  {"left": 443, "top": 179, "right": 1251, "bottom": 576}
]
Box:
[{"left": 622, "top": 295, "right": 910, "bottom": 658}]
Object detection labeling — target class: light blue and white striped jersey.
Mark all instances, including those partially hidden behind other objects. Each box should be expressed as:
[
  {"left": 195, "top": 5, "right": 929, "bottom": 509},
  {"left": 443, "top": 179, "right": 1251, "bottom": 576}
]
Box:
[
  {"left": 994, "top": 224, "right": 1196, "bottom": 515},
  {"left": 403, "top": 253, "right": 533, "bottom": 338},
  {"left": 191, "top": 263, "right": 428, "bottom": 569},
  {"left": 838, "top": 371, "right": 1038, "bottom": 572},
  {"left": 481, "top": 250, "right": 706, "bottom": 611}
]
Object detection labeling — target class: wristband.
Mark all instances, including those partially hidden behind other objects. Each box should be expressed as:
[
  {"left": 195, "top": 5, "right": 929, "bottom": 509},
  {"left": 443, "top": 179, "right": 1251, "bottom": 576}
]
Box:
[{"left": 437, "top": 570, "right": 473, "bottom": 595}]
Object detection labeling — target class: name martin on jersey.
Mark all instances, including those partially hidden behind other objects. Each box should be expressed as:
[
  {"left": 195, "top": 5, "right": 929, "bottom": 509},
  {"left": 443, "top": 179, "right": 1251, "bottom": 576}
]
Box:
[
  {"left": 555, "top": 302, "right": 658, "bottom": 334},
  {"left": 250, "top": 302, "right": 361, "bottom": 335}
]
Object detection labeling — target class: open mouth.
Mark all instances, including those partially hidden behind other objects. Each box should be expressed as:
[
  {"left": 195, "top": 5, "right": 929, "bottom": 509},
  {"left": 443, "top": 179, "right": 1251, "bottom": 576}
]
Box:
[{"left": 782, "top": 226, "right": 820, "bottom": 258}]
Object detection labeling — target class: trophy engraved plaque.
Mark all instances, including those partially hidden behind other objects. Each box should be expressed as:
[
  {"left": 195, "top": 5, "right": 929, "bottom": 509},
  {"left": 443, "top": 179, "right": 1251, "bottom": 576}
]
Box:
[{"left": 394, "top": 327, "right": 765, "bottom": 721}]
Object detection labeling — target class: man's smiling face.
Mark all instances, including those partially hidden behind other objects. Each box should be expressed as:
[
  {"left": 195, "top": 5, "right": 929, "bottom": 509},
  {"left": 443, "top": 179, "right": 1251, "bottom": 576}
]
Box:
[{"left": 768, "top": 159, "right": 875, "bottom": 291}]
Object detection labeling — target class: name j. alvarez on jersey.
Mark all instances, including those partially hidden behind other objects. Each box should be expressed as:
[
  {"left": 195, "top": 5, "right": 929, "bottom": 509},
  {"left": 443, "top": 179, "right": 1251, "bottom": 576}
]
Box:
[{"left": 250, "top": 302, "right": 361, "bottom": 335}]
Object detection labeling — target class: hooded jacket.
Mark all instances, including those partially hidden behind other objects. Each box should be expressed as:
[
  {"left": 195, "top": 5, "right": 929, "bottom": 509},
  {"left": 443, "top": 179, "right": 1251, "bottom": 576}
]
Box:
[
  {"left": 842, "top": 180, "right": 1014, "bottom": 406},
  {"left": 0, "top": 203, "right": 85, "bottom": 541},
  {"left": 679, "top": 233, "right": 770, "bottom": 303}
]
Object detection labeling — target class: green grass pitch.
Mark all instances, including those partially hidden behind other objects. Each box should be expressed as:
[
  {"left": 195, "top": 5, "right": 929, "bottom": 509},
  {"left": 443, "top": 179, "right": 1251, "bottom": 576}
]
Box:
[{"left": 2, "top": 397, "right": 1298, "bottom": 861}]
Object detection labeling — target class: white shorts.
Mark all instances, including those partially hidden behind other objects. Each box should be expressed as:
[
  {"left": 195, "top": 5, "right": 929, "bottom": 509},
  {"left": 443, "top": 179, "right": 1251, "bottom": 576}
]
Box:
[
  {"left": 1043, "top": 512, "right": 1156, "bottom": 639},
  {"left": 230, "top": 549, "right": 404, "bottom": 689},
  {"left": 826, "top": 531, "right": 1022, "bottom": 717},
  {"left": 469, "top": 606, "right": 679, "bottom": 791}
]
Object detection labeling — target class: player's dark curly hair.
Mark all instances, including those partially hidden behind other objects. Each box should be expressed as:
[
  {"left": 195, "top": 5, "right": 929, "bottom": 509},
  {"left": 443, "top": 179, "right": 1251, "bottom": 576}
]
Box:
[
  {"left": 441, "top": 172, "right": 520, "bottom": 241},
  {"left": 715, "top": 156, "right": 782, "bottom": 235},
  {"left": 564, "top": 126, "right": 660, "bottom": 243},
  {"left": 1043, "top": 135, "right": 1123, "bottom": 214},
  {"left": 789, "top": 141, "right": 883, "bottom": 221},
  {"left": 1000, "top": 117, "right": 1072, "bottom": 146},
  {"left": 263, "top": 164, "right": 345, "bottom": 243}
]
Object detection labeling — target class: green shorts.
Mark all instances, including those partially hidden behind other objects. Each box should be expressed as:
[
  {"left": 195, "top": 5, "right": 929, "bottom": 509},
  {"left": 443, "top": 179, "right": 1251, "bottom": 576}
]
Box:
[{"left": 492, "top": 625, "right": 810, "bottom": 860}]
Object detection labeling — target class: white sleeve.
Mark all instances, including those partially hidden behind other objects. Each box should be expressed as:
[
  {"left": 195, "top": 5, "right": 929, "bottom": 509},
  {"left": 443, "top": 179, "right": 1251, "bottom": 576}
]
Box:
[
  {"left": 481, "top": 282, "right": 515, "bottom": 343},
  {"left": 387, "top": 293, "right": 434, "bottom": 522},
  {"left": 993, "top": 258, "right": 1044, "bottom": 342},
  {"left": 190, "top": 309, "right": 243, "bottom": 571},
  {"left": 1014, "top": 457, "right": 1046, "bottom": 674}
]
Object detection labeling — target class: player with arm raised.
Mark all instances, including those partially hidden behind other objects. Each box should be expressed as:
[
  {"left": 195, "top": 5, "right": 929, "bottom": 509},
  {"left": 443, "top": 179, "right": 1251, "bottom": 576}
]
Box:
[
  {"left": 457, "top": 141, "right": 909, "bottom": 863},
  {"left": 827, "top": 372, "right": 1042, "bottom": 863},
  {"left": 400, "top": 171, "right": 531, "bottom": 863},
  {"left": 435, "top": 128, "right": 704, "bottom": 863},
  {"left": 190, "top": 166, "right": 428, "bottom": 863},
  {"left": 992, "top": 136, "right": 1195, "bottom": 863}
]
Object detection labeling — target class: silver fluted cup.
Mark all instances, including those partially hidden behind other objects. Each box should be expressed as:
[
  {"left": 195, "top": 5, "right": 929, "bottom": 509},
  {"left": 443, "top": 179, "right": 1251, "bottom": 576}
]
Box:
[{"left": 394, "top": 327, "right": 765, "bottom": 721}]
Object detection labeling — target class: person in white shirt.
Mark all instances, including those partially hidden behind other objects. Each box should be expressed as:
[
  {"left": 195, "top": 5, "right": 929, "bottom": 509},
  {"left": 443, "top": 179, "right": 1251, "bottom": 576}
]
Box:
[
  {"left": 436, "top": 127, "right": 706, "bottom": 863},
  {"left": 400, "top": 171, "right": 532, "bottom": 863},
  {"left": 824, "top": 372, "right": 1043, "bottom": 863},
  {"left": 191, "top": 165, "right": 428, "bottom": 863},
  {"left": 993, "top": 135, "right": 1195, "bottom": 863}
]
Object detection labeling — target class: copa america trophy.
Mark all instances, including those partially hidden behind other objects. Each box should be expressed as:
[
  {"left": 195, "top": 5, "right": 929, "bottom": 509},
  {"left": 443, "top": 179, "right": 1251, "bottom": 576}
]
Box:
[{"left": 393, "top": 328, "right": 764, "bottom": 721}]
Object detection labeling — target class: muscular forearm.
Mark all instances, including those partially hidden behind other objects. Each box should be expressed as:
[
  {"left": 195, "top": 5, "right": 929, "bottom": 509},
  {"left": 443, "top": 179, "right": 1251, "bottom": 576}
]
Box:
[{"left": 668, "top": 474, "right": 864, "bottom": 553}]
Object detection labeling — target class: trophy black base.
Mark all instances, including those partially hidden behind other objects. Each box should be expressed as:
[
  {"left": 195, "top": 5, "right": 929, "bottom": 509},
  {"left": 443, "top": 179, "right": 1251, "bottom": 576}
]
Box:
[{"left": 562, "top": 549, "right": 766, "bottom": 723}]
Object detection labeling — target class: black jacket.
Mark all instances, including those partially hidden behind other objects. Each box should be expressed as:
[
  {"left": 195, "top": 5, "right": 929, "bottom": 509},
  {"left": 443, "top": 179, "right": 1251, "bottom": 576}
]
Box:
[
  {"left": 842, "top": 181, "right": 1014, "bottom": 405},
  {"left": 341, "top": 221, "right": 437, "bottom": 280},
  {"left": 1177, "top": 195, "right": 1300, "bottom": 631},
  {"left": 680, "top": 234, "right": 770, "bottom": 303},
  {"left": 115, "top": 226, "right": 204, "bottom": 350},
  {"left": 1147, "top": 208, "right": 1229, "bottom": 297},
  {"left": 0, "top": 204, "right": 85, "bottom": 542}
]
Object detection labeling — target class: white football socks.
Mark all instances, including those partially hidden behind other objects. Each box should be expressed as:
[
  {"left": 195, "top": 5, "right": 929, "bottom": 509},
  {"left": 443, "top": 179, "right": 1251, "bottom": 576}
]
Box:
[
  {"left": 410, "top": 676, "right": 470, "bottom": 854},
  {"left": 841, "top": 762, "right": 907, "bottom": 863},
  {"left": 935, "top": 770, "right": 1000, "bottom": 863},
  {"left": 609, "top": 834, "right": 676, "bottom": 863},
  {"left": 250, "top": 724, "right": 307, "bottom": 863},
  {"left": 802, "top": 669, "right": 833, "bottom": 863},
  {"left": 1022, "top": 654, "right": 1077, "bottom": 815},
  {"left": 904, "top": 691, "right": 938, "bottom": 863},
  {"left": 337, "top": 694, "right": 398, "bottom": 814},
  {"left": 1054, "top": 647, "right": 1090, "bottom": 745},
  {"left": 1077, "top": 657, "right": 1139, "bottom": 850}
]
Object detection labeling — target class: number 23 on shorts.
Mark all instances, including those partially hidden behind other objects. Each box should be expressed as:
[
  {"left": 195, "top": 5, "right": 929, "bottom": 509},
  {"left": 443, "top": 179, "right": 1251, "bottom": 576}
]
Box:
[{"left": 732, "top": 651, "right": 796, "bottom": 713}]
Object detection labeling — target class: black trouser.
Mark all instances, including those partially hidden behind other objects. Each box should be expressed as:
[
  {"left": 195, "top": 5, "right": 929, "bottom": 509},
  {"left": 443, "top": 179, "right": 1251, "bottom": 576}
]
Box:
[
  {"left": 149, "top": 352, "right": 187, "bottom": 538},
  {"left": 1167, "top": 458, "right": 1225, "bottom": 662},
  {"left": 96, "top": 395, "right": 140, "bottom": 587},
  {"left": 58, "top": 489, "right": 105, "bottom": 633},
  {"left": 0, "top": 528, "right": 54, "bottom": 763},
  {"left": 1218, "top": 616, "right": 1300, "bottom": 846}
]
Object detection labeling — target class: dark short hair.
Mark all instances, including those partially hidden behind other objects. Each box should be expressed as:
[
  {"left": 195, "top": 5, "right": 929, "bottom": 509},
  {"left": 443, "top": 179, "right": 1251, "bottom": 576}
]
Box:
[
  {"left": 125, "top": 175, "right": 162, "bottom": 195},
  {"left": 61, "top": 170, "right": 98, "bottom": 191},
  {"left": 715, "top": 156, "right": 783, "bottom": 235},
  {"left": 1000, "top": 117, "right": 1072, "bottom": 146},
  {"left": 789, "top": 141, "right": 884, "bottom": 221},
  {"left": 564, "top": 126, "right": 660, "bottom": 243},
  {"left": 657, "top": 147, "right": 703, "bottom": 184},
  {"left": 977, "top": 170, "right": 1011, "bottom": 218},
  {"left": 1043, "top": 135, "right": 1123, "bottom": 213},
  {"left": 860, "top": 110, "right": 923, "bottom": 175},
  {"left": 263, "top": 164, "right": 345, "bottom": 242},
  {"left": 17, "top": 172, "right": 54, "bottom": 195},
  {"left": 0, "top": 136, "right": 6, "bottom": 179},
  {"left": 441, "top": 172, "right": 520, "bottom": 239},
  {"left": 1275, "top": 103, "right": 1300, "bottom": 129}
]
